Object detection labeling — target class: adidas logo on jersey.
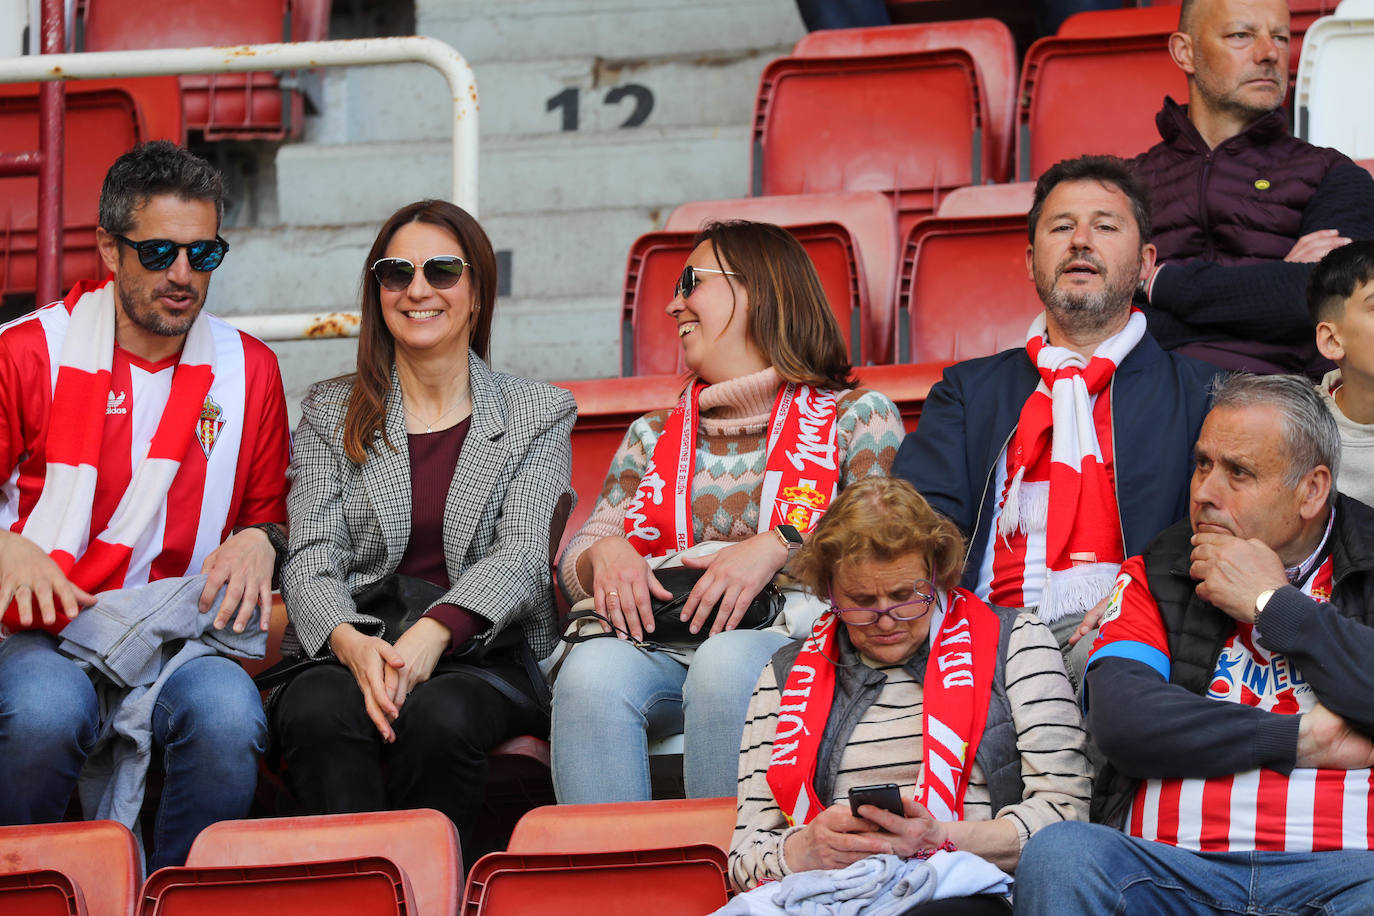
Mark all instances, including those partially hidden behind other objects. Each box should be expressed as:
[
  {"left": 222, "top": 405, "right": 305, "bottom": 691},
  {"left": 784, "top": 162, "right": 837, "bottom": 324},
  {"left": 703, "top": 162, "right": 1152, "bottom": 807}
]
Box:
[{"left": 106, "top": 390, "right": 128, "bottom": 415}]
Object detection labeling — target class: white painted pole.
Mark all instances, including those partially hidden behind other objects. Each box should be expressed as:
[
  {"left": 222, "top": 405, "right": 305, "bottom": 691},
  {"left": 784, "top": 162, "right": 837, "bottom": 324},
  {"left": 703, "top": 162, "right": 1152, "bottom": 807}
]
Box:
[{"left": 0, "top": 36, "right": 479, "bottom": 213}]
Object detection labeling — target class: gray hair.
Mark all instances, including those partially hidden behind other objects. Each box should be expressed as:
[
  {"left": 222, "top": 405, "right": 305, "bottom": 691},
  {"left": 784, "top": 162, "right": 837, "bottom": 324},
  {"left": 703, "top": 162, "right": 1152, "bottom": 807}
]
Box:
[
  {"left": 98, "top": 140, "right": 223, "bottom": 235},
  {"left": 1210, "top": 373, "right": 1341, "bottom": 500}
]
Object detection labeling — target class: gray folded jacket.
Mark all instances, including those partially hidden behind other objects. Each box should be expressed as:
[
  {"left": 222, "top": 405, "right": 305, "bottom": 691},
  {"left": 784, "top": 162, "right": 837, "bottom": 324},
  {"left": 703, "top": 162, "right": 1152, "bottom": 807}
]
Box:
[{"left": 57, "top": 574, "right": 268, "bottom": 846}]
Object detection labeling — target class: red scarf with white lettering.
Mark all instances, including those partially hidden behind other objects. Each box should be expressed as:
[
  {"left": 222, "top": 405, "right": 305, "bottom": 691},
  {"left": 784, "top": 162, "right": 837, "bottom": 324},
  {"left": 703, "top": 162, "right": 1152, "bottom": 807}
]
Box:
[
  {"left": 623, "top": 381, "right": 841, "bottom": 556},
  {"left": 766, "top": 589, "right": 1001, "bottom": 826},
  {"left": 995, "top": 309, "right": 1144, "bottom": 623},
  {"left": 3, "top": 278, "right": 215, "bottom": 633}
]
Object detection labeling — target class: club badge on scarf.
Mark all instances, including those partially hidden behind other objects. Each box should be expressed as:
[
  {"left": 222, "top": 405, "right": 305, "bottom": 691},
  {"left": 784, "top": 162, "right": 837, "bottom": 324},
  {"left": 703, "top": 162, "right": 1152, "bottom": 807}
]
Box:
[{"left": 625, "top": 382, "right": 841, "bottom": 557}]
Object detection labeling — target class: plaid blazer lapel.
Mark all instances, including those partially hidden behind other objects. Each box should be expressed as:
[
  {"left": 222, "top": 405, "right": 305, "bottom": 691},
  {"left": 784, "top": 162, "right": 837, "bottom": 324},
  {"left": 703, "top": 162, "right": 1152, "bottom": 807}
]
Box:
[
  {"left": 442, "top": 352, "right": 506, "bottom": 572},
  {"left": 360, "top": 365, "right": 412, "bottom": 568}
]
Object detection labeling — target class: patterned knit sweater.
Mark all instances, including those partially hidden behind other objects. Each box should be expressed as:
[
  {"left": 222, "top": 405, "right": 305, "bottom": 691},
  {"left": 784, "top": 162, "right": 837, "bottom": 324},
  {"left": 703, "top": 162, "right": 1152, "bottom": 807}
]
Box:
[
  {"left": 728, "top": 611, "right": 1092, "bottom": 891},
  {"left": 559, "top": 367, "right": 904, "bottom": 602}
]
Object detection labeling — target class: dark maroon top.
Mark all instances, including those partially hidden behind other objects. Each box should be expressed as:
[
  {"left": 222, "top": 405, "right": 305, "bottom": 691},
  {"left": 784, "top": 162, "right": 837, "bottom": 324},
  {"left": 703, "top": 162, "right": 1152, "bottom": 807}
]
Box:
[{"left": 396, "top": 416, "right": 487, "bottom": 652}]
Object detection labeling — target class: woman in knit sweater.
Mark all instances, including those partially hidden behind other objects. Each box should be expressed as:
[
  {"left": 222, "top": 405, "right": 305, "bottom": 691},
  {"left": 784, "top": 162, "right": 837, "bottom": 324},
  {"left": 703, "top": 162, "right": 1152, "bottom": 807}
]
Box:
[
  {"left": 729, "top": 478, "right": 1091, "bottom": 912},
  {"left": 551, "top": 220, "right": 905, "bottom": 802}
]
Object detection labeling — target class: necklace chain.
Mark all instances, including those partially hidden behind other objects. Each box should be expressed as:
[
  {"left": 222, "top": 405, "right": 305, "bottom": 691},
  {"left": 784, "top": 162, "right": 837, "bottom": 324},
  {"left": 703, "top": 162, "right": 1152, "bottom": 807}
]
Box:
[{"left": 403, "top": 398, "right": 464, "bottom": 433}]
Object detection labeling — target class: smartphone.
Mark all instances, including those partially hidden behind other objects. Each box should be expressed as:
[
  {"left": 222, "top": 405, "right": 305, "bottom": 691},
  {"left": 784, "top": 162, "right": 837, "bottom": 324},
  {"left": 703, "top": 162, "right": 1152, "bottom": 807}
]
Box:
[{"left": 848, "top": 783, "right": 904, "bottom": 819}]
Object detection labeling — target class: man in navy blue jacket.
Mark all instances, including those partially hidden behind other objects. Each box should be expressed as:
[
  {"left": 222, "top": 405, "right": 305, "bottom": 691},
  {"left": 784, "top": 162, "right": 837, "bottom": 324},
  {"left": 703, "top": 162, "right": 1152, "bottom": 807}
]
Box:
[{"left": 894, "top": 155, "right": 1218, "bottom": 687}]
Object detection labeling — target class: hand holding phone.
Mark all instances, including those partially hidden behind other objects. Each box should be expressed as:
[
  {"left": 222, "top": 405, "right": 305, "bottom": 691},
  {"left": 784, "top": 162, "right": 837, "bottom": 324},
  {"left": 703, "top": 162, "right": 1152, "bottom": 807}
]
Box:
[{"left": 848, "top": 783, "right": 904, "bottom": 820}]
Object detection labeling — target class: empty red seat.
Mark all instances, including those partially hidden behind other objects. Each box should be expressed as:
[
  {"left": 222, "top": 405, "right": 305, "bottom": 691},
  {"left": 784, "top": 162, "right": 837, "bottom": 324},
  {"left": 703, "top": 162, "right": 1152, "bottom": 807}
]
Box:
[
  {"left": 1017, "top": 9, "right": 1185, "bottom": 179},
  {"left": 666, "top": 191, "right": 898, "bottom": 362},
  {"left": 461, "top": 846, "right": 730, "bottom": 916},
  {"left": 79, "top": 0, "right": 327, "bottom": 141},
  {"left": 0, "top": 78, "right": 182, "bottom": 299},
  {"left": 0, "top": 869, "right": 86, "bottom": 916},
  {"left": 552, "top": 374, "right": 682, "bottom": 557},
  {"left": 186, "top": 810, "right": 461, "bottom": 916},
  {"left": 792, "top": 19, "right": 1018, "bottom": 184},
  {"left": 899, "top": 213, "right": 1041, "bottom": 363},
  {"left": 934, "top": 181, "right": 1034, "bottom": 218},
  {"left": 508, "top": 799, "right": 736, "bottom": 857},
  {"left": 0, "top": 821, "right": 141, "bottom": 916},
  {"left": 138, "top": 859, "right": 414, "bottom": 916},
  {"left": 622, "top": 224, "right": 870, "bottom": 376},
  {"left": 752, "top": 48, "right": 987, "bottom": 239}
]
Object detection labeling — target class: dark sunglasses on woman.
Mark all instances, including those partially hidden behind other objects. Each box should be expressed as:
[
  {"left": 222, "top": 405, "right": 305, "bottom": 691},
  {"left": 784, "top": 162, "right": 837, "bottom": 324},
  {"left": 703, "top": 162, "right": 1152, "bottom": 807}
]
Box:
[
  {"left": 371, "top": 255, "right": 469, "bottom": 292},
  {"left": 674, "top": 264, "right": 740, "bottom": 300},
  {"left": 110, "top": 233, "right": 230, "bottom": 272}
]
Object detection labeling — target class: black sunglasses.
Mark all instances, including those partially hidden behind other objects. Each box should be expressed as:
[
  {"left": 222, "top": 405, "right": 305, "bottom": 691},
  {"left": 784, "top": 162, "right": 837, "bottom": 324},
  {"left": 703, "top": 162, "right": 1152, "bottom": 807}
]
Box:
[
  {"left": 675, "top": 264, "right": 740, "bottom": 300},
  {"left": 110, "top": 233, "right": 229, "bottom": 272},
  {"left": 371, "top": 256, "right": 469, "bottom": 292}
]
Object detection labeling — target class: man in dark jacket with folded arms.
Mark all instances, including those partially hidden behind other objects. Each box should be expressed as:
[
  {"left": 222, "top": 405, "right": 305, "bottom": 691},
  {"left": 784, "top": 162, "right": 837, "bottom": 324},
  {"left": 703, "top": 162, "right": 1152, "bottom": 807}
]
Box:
[
  {"left": 1017, "top": 372, "right": 1374, "bottom": 913},
  {"left": 1134, "top": 0, "right": 1374, "bottom": 377}
]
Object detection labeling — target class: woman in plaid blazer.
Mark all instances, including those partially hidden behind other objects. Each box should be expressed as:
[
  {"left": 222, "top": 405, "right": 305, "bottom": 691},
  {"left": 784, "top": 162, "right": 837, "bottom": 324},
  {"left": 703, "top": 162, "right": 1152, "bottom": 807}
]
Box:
[{"left": 272, "top": 200, "right": 575, "bottom": 856}]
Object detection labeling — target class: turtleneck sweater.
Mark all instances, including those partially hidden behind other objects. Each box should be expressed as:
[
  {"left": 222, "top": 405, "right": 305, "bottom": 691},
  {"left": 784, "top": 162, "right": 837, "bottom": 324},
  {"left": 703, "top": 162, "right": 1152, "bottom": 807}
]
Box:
[{"left": 559, "top": 367, "right": 905, "bottom": 602}]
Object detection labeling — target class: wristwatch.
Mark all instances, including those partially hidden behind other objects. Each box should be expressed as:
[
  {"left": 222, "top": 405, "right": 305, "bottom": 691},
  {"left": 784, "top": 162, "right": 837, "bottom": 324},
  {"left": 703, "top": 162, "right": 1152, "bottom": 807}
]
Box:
[
  {"left": 1254, "top": 587, "right": 1278, "bottom": 627},
  {"left": 774, "top": 524, "right": 804, "bottom": 552}
]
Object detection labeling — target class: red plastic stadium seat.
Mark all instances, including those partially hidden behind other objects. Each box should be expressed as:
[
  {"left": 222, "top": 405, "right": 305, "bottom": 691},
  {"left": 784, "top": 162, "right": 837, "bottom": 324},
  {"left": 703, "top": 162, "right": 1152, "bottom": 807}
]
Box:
[
  {"left": 622, "top": 224, "right": 870, "bottom": 375},
  {"left": 0, "top": 870, "right": 86, "bottom": 916},
  {"left": 0, "top": 821, "right": 141, "bottom": 916},
  {"left": 461, "top": 846, "right": 730, "bottom": 916},
  {"left": 666, "top": 191, "right": 898, "bottom": 361},
  {"left": 899, "top": 213, "right": 1041, "bottom": 363},
  {"left": 552, "top": 374, "right": 683, "bottom": 557},
  {"left": 853, "top": 362, "right": 943, "bottom": 433},
  {"left": 138, "top": 859, "right": 414, "bottom": 916},
  {"left": 1360, "top": 159, "right": 1374, "bottom": 180},
  {"left": 792, "top": 20, "right": 1018, "bottom": 184},
  {"left": 508, "top": 799, "right": 736, "bottom": 857},
  {"left": 1056, "top": 5, "right": 1179, "bottom": 37},
  {"left": 752, "top": 48, "right": 987, "bottom": 239},
  {"left": 79, "top": 0, "right": 325, "bottom": 141},
  {"left": 934, "top": 182, "right": 1034, "bottom": 218},
  {"left": 1016, "top": 27, "right": 1185, "bottom": 178},
  {"left": 0, "top": 78, "right": 183, "bottom": 298},
  {"left": 186, "top": 810, "right": 461, "bottom": 916}
]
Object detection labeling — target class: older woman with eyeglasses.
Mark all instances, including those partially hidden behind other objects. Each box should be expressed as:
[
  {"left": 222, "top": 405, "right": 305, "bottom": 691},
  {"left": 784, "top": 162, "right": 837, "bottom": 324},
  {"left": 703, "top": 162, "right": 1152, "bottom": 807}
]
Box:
[
  {"left": 728, "top": 477, "right": 1091, "bottom": 914},
  {"left": 551, "top": 220, "right": 906, "bottom": 803},
  {"left": 272, "top": 199, "right": 574, "bottom": 859}
]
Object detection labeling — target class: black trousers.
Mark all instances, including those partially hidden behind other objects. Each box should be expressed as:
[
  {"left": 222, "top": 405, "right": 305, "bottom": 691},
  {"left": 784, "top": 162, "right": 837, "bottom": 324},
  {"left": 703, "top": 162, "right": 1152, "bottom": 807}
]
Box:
[{"left": 271, "top": 656, "right": 544, "bottom": 857}]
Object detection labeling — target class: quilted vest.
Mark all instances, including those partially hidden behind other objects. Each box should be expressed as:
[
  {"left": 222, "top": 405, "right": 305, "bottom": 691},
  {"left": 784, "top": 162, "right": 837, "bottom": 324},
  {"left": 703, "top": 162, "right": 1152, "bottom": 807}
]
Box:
[
  {"left": 769, "top": 605, "right": 1024, "bottom": 817},
  {"left": 1134, "top": 98, "right": 1347, "bottom": 265}
]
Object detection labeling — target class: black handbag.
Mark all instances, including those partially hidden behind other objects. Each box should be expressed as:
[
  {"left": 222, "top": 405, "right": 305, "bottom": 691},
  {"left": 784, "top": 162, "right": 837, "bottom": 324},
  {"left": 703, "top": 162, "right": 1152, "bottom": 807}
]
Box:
[
  {"left": 254, "top": 574, "right": 549, "bottom": 714},
  {"left": 562, "top": 565, "right": 783, "bottom": 649}
]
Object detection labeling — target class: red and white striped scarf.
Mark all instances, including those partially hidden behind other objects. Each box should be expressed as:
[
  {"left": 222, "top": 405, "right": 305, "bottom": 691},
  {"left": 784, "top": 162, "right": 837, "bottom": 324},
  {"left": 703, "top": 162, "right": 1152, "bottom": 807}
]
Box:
[
  {"left": 7, "top": 279, "right": 215, "bottom": 630},
  {"left": 995, "top": 310, "right": 1143, "bottom": 622},
  {"left": 766, "top": 589, "right": 1000, "bottom": 826},
  {"left": 624, "top": 381, "right": 841, "bottom": 556}
]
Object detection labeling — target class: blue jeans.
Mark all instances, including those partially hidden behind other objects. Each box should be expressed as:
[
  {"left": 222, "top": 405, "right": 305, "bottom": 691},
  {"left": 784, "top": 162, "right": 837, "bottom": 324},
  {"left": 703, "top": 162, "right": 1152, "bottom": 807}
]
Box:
[
  {"left": 0, "top": 630, "right": 266, "bottom": 870},
  {"left": 1016, "top": 821, "right": 1374, "bottom": 915},
  {"left": 551, "top": 628, "right": 790, "bottom": 802}
]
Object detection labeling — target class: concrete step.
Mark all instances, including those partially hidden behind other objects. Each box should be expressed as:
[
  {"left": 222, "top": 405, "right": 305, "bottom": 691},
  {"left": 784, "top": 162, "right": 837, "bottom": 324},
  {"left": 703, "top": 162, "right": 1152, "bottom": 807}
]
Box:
[
  {"left": 258, "top": 291, "right": 621, "bottom": 427},
  {"left": 213, "top": 206, "right": 660, "bottom": 312},
  {"left": 275, "top": 124, "right": 752, "bottom": 227},
  {"left": 307, "top": 48, "right": 783, "bottom": 145},
  {"left": 418, "top": 0, "right": 804, "bottom": 63}
]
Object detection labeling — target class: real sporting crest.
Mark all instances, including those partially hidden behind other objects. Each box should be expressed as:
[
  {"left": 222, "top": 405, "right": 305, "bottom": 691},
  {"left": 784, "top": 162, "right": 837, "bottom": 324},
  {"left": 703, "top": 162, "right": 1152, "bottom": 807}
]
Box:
[{"left": 198, "top": 395, "right": 226, "bottom": 459}]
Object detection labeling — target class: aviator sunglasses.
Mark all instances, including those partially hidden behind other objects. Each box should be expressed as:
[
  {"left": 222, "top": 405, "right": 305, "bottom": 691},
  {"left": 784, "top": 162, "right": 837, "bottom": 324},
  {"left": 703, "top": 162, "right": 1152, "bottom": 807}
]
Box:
[
  {"left": 110, "top": 233, "right": 230, "bottom": 272},
  {"left": 372, "top": 255, "right": 469, "bottom": 292},
  {"left": 675, "top": 264, "right": 740, "bottom": 300},
  {"left": 828, "top": 579, "right": 939, "bottom": 627}
]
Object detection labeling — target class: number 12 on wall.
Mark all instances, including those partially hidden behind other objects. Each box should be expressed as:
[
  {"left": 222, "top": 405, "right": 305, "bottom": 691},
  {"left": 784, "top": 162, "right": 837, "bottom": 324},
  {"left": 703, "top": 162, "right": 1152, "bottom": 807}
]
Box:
[{"left": 546, "top": 85, "right": 655, "bottom": 132}]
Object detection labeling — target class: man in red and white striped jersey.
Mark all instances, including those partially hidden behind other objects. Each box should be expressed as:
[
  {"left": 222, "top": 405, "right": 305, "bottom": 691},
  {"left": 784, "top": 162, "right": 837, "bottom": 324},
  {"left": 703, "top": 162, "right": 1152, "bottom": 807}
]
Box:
[
  {"left": 1016, "top": 373, "right": 1374, "bottom": 914},
  {"left": 0, "top": 142, "right": 290, "bottom": 869}
]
